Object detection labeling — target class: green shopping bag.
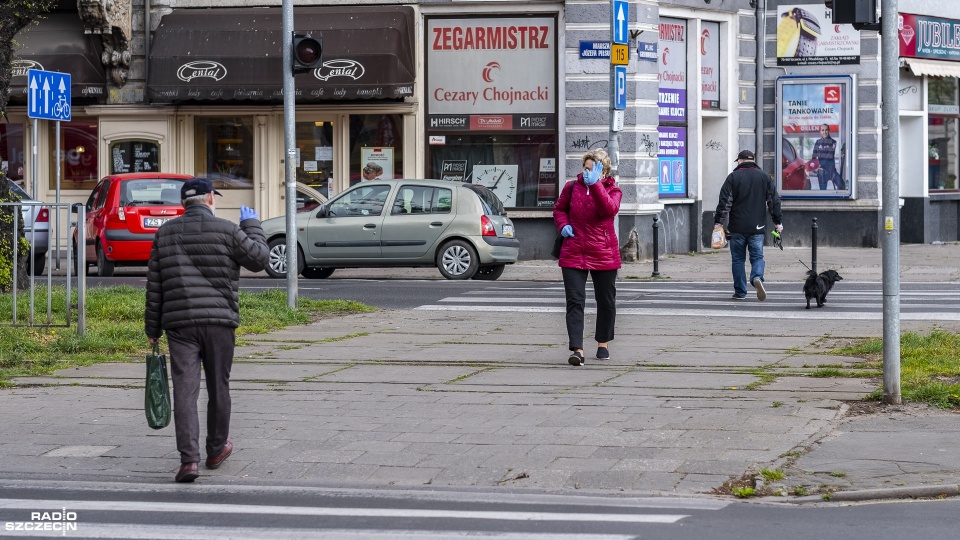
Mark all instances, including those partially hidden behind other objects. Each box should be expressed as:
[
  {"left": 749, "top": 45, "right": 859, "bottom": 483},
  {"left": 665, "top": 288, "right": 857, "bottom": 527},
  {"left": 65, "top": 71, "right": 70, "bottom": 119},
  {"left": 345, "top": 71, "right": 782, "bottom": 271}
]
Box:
[{"left": 145, "top": 343, "right": 171, "bottom": 429}]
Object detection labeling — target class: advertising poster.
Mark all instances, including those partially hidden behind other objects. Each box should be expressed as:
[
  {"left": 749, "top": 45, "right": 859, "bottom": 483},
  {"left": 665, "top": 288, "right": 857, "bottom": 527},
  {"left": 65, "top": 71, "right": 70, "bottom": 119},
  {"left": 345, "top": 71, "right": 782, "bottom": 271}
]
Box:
[
  {"left": 537, "top": 157, "right": 557, "bottom": 207},
  {"left": 657, "top": 126, "right": 687, "bottom": 197},
  {"left": 776, "top": 4, "right": 861, "bottom": 66},
  {"left": 658, "top": 17, "right": 687, "bottom": 123},
  {"left": 776, "top": 76, "right": 854, "bottom": 198},
  {"left": 360, "top": 147, "right": 394, "bottom": 180},
  {"left": 440, "top": 160, "right": 468, "bottom": 182},
  {"left": 701, "top": 21, "right": 720, "bottom": 109}
]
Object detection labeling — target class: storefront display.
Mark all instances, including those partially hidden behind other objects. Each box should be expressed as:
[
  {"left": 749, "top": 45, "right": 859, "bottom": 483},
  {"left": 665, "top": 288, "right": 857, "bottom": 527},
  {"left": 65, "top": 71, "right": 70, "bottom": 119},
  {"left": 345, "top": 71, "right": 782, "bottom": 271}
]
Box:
[
  {"left": 194, "top": 117, "right": 254, "bottom": 189},
  {"left": 425, "top": 15, "right": 558, "bottom": 208}
]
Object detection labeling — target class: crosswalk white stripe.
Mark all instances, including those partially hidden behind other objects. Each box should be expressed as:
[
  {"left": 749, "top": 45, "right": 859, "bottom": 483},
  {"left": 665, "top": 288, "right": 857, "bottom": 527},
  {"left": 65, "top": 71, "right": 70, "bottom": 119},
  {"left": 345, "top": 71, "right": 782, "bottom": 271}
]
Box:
[
  {"left": 0, "top": 523, "right": 637, "bottom": 540},
  {"left": 0, "top": 499, "right": 687, "bottom": 524},
  {"left": 415, "top": 304, "right": 958, "bottom": 320}
]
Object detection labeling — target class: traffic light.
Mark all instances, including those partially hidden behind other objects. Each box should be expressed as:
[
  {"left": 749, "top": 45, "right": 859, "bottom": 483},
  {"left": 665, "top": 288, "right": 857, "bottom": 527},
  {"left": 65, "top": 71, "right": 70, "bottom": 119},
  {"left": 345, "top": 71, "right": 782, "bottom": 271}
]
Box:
[
  {"left": 825, "top": 0, "right": 878, "bottom": 26},
  {"left": 292, "top": 33, "right": 322, "bottom": 75}
]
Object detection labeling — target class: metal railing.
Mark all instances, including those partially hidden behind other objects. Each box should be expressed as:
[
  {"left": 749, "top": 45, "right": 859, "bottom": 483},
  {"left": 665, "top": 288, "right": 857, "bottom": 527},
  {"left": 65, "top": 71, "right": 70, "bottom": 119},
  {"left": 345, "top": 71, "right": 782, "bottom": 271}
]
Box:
[{"left": 0, "top": 202, "right": 85, "bottom": 335}]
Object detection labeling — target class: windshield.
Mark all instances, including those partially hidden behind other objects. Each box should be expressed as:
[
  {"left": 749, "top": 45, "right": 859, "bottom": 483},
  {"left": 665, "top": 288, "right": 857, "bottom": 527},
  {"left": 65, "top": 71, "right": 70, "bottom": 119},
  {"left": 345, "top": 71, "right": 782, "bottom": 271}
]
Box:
[
  {"left": 3, "top": 179, "right": 32, "bottom": 201},
  {"left": 120, "top": 179, "right": 186, "bottom": 206}
]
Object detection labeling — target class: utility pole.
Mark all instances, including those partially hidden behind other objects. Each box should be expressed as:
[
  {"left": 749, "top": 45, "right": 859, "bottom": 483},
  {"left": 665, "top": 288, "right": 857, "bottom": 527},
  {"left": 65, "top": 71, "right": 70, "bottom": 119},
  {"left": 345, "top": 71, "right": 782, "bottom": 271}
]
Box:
[
  {"left": 880, "top": 0, "right": 901, "bottom": 404},
  {"left": 609, "top": 0, "right": 628, "bottom": 177},
  {"left": 281, "top": 0, "right": 298, "bottom": 309}
]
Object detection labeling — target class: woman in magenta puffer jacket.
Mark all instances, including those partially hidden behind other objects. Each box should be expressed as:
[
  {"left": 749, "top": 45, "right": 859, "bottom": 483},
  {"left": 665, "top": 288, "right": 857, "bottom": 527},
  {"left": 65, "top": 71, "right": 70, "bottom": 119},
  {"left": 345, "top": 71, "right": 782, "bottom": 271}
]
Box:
[{"left": 553, "top": 150, "right": 622, "bottom": 367}]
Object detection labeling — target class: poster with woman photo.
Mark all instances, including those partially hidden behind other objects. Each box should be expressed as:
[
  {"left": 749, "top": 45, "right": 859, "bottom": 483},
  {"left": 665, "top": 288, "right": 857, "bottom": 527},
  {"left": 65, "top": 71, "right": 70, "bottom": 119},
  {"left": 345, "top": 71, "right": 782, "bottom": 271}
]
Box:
[{"left": 777, "top": 76, "right": 854, "bottom": 198}]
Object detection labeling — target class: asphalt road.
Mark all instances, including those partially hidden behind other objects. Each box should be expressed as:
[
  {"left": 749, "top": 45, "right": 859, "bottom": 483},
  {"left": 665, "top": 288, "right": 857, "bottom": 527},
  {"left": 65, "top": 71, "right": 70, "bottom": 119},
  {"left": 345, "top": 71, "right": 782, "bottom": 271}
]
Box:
[{"left": 2, "top": 478, "right": 959, "bottom": 539}]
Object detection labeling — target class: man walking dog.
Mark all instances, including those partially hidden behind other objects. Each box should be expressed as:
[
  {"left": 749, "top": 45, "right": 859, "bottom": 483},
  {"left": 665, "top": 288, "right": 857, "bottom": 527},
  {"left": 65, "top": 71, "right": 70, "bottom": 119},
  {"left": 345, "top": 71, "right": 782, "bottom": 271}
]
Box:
[
  {"left": 714, "top": 150, "right": 783, "bottom": 301},
  {"left": 145, "top": 178, "right": 269, "bottom": 482}
]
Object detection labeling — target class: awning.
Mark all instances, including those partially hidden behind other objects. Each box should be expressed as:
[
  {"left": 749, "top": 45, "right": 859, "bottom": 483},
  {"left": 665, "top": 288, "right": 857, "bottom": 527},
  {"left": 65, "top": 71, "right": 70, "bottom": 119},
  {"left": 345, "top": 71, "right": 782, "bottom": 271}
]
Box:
[
  {"left": 9, "top": 13, "right": 107, "bottom": 102},
  {"left": 147, "top": 6, "right": 415, "bottom": 103},
  {"left": 902, "top": 57, "right": 960, "bottom": 78}
]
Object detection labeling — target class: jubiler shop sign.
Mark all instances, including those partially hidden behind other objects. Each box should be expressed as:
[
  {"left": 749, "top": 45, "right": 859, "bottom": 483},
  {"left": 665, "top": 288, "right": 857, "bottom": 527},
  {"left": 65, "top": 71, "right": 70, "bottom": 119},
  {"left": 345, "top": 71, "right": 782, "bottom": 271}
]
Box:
[{"left": 427, "top": 17, "right": 556, "bottom": 117}]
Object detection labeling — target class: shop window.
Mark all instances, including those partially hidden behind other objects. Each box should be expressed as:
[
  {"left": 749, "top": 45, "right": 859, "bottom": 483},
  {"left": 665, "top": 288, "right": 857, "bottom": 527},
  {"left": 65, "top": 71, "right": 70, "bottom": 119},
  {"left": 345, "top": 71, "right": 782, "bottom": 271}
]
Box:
[
  {"left": 349, "top": 114, "right": 403, "bottom": 186},
  {"left": 110, "top": 139, "right": 160, "bottom": 174},
  {"left": 296, "top": 121, "right": 334, "bottom": 197},
  {"left": 929, "top": 116, "right": 958, "bottom": 191},
  {"left": 929, "top": 77, "right": 959, "bottom": 115},
  {"left": 194, "top": 117, "right": 254, "bottom": 189},
  {"left": 50, "top": 117, "right": 99, "bottom": 190},
  {"left": 427, "top": 134, "right": 557, "bottom": 208},
  {"left": 0, "top": 123, "right": 24, "bottom": 185}
]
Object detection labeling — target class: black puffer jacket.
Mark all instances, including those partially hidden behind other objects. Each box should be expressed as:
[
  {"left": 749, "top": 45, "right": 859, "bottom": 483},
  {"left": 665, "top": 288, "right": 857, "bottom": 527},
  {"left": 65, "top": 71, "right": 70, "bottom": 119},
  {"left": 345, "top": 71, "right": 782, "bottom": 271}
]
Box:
[
  {"left": 145, "top": 205, "right": 268, "bottom": 338},
  {"left": 714, "top": 162, "right": 782, "bottom": 235}
]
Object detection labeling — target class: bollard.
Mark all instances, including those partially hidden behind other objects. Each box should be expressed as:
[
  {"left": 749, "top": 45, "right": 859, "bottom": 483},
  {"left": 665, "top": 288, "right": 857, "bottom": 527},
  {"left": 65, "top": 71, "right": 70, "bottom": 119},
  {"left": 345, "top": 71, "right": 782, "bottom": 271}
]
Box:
[
  {"left": 651, "top": 215, "right": 660, "bottom": 277},
  {"left": 811, "top": 217, "right": 818, "bottom": 274}
]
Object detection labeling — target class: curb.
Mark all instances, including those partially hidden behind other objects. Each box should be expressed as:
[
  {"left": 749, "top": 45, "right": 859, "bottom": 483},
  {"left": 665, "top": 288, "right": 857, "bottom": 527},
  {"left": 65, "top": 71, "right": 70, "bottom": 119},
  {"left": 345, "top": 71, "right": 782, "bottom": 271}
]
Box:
[{"left": 787, "top": 484, "right": 960, "bottom": 504}]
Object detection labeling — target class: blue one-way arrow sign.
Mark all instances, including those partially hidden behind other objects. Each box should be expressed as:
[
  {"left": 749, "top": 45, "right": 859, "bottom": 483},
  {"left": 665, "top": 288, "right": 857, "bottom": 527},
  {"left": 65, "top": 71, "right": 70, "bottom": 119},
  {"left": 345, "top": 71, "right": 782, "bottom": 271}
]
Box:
[
  {"left": 612, "top": 0, "right": 629, "bottom": 45},
  {"left": 27, "top": 69, "right": 71, "bottom": 122}
]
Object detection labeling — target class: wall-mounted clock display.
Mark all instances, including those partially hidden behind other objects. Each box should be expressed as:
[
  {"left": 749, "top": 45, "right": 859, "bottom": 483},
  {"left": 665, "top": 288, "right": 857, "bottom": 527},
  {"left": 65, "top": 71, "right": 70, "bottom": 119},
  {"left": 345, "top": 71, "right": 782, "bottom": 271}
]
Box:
[{"left": 472, "top": 164, "right": 518, "bottom": 207}]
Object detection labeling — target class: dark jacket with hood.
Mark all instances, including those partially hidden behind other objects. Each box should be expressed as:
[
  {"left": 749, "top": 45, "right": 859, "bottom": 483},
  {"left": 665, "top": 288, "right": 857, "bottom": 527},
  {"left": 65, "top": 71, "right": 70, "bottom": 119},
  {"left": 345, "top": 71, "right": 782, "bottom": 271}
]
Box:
[
  {"left": 714, "top": 161, "right": 782, "bottom": 235},
  {"left": 145, "top": 204, "right": 269, "bottom": 338}
]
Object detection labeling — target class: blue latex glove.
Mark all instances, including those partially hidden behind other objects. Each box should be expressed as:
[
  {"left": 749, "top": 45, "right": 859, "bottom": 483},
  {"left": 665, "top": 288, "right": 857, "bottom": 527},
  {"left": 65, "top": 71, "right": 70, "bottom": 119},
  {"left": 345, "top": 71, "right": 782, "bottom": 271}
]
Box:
[
  {"left": 239, "top": 206, "right": 258, "bottom": 221},
  {"left": 584, "top": 162, "right": 602, "bottom": 185},
  {"left": 560, "top": 225, "right": 575, "bottom": 238}
]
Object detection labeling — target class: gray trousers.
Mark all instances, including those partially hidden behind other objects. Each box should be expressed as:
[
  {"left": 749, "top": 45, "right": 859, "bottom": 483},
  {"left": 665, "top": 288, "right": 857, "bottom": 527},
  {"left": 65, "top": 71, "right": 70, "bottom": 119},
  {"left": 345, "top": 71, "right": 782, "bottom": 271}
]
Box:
[{"left": 167, "top": 325, "right": 235, "bottom": 464}]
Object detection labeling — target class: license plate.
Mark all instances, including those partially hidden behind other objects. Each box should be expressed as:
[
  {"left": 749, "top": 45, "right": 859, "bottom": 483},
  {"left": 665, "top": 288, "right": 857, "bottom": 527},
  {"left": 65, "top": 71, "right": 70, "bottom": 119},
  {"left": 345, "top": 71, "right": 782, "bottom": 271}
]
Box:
[
  {"left": 143, "top": 217, "right": 169, "bottom": 228},
  {"left": 502, "top": 224, "right": 514, "bottom": 237}
]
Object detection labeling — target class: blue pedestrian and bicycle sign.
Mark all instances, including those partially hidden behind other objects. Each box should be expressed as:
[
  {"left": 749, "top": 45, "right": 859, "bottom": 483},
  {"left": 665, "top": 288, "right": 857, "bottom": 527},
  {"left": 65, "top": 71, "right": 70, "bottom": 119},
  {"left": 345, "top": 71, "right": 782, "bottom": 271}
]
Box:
[{"left": 27, "top": 69, "right": 71, "bottom": 122}]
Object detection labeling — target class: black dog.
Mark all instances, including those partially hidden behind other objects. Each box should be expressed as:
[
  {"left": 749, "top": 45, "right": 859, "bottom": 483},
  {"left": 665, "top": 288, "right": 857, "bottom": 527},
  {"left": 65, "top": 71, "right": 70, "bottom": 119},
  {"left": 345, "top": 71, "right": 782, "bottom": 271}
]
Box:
[{"left": 804, "top": 269, "right": 843, "bottom": 309}]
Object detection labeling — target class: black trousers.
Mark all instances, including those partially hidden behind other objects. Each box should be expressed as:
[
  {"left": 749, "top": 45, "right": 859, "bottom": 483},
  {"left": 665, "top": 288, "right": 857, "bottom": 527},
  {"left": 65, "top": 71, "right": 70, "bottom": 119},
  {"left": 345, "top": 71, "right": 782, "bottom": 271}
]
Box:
[
  {"left": 167, "top": 325, "right": 235, "bottom": 464},
  {"left": 562, "top": 267, "right": 617, "bottom": 351}
]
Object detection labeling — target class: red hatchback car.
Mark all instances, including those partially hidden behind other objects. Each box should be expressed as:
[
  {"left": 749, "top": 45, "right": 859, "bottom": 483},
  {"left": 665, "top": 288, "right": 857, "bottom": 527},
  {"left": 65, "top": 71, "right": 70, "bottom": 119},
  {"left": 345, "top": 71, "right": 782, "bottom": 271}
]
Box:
[{"left": 73, "top": 173, "right": 193, "bottom": 276}]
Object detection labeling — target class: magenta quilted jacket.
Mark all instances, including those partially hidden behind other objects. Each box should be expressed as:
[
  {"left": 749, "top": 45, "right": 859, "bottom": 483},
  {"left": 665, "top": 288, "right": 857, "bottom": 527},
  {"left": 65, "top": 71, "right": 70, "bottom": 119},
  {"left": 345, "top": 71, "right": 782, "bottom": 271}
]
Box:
[{"left": 553, "top": 174, "right": 622, "bottom": 271}]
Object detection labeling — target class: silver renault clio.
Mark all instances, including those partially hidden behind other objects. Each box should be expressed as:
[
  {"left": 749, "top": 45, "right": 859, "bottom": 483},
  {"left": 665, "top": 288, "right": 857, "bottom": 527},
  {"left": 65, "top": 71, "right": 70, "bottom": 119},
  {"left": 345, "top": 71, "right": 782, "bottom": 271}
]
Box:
[{"left": 261, "top": 179, "right": 519, "bottom": 280}]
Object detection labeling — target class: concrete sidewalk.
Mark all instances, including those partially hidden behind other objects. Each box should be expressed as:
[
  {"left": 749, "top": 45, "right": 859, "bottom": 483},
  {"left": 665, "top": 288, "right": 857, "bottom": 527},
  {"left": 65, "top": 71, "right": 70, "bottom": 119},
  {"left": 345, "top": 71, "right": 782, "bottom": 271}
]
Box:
[{"left": 3, "top": 243, "right": 960, "bottom": 503}]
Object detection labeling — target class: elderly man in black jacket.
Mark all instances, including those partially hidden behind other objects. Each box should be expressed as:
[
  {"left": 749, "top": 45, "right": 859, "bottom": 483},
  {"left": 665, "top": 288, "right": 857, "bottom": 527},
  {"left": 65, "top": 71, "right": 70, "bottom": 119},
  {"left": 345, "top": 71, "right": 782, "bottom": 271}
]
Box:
[
  {"left": 714, "top": 150, "right": 783, "bottom": 302},
  {"left": 145, "top": 177, "right": 269, "bottom": 483}
]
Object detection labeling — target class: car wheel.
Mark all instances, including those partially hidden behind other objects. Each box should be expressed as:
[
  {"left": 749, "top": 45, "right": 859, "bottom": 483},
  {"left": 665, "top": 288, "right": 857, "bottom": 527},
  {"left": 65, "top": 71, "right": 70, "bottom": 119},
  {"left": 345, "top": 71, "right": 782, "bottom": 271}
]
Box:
[
  {"left": 97, "top": 243, "right": 115, "bottom": 277},
  {"left": 266, "top": 238, "right": 305, "bottom": 278},
  {"left": 437, "top": 239, "right": 479, "bottom": 280},
  {"left": 471, "top": 264, "right": 505, "bottom": 281},
  {"left": 301, "top": 267, "right": 336, "bottom": 279},
  {"left": 28, "top": 253, "right": 46, "bottom": 276}
]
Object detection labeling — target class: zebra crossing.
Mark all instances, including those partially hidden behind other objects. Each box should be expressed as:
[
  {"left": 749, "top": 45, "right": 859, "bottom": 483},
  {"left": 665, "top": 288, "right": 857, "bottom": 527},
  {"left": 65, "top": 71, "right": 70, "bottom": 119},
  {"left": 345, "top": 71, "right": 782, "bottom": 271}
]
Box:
[
  {"left": 0, "top": 479, "right": 729, "bottom": 539},
  {"left": 416, "top": 282, "right": 960, "bottom": 321}
]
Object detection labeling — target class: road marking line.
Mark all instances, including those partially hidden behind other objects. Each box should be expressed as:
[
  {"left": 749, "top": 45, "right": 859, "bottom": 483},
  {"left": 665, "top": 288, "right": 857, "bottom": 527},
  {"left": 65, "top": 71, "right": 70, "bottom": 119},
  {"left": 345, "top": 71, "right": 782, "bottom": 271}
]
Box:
[
  {"left": 0, "top": 498, "right": 687, "bottom": 523},
  {"left": 415, "top": 305, "right": 959, "bottom": 320},
  {"left": 0, "top": 523, "right": 638, "bottom": 540}
]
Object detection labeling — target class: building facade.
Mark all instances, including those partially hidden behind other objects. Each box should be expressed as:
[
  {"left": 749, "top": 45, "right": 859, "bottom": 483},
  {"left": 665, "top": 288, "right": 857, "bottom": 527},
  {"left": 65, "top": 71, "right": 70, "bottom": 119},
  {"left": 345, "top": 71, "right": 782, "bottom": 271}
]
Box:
[{"left": 2, "top": 0, "right": 959, "bottom": 260}]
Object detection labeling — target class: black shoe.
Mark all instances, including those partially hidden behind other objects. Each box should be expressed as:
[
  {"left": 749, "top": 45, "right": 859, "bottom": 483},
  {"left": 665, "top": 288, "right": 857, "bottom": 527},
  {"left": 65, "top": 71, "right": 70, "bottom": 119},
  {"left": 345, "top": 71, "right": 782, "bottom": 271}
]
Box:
[
  {"left": 596, "top": 347, "right": 610, "bottom": 360},
  {"left": 731, "top": 294, "right": 746, "bottom": 300},
  {"left": 568, "top": 351, "right": 585, "bottom": 366},
  {"left": 752, "top": 278, "right": 767, "bottom": 301}
]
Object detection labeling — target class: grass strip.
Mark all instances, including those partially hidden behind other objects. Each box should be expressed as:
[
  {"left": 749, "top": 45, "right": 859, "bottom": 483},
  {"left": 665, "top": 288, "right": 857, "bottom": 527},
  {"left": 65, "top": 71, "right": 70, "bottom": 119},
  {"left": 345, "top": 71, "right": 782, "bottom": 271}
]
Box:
[{"left": 0, "top": 286, "right": 373, "bottom": 385}]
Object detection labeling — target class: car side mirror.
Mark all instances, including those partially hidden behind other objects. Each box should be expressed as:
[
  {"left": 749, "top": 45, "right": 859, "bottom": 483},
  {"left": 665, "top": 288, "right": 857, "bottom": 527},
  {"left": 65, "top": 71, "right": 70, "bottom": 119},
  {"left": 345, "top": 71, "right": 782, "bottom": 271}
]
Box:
[{"left": 315, "top": 205, "right": 328, "bottom": 218}]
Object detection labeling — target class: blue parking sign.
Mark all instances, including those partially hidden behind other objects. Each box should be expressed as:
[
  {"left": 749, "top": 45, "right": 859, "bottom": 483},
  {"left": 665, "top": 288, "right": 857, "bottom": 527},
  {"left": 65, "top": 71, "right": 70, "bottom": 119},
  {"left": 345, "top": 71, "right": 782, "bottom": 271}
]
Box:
[
  {"left": 27, "top": 69, "right": 71, "bottom": 122},
  {"left": 614, "top": 66, "right": 627, "bottom": 110}
]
